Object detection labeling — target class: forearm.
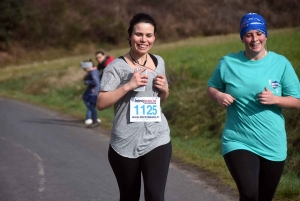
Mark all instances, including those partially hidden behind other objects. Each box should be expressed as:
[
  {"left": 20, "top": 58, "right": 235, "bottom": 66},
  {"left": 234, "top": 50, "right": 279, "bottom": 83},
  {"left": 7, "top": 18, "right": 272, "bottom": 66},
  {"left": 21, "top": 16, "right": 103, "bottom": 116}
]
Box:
[
  {"left": 97, "top": 83, "right": 132, "bottom": 110},
  {"left": 274, "top": 96, "right": 300, "bottom": 109},
  {"left": 207, "top": 87, "right": 222, "bottom": 101},
  {"left": 159, "top": 89, "right": 169, "bottom": 102}
]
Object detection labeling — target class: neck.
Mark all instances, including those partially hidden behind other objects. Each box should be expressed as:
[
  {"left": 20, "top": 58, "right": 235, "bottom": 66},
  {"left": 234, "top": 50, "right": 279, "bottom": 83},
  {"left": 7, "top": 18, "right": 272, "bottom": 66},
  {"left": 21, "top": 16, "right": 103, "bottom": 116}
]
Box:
[
  {"left": 245, "top": 49, "right": 268, "bottom": 61},
  {"left": 130, "top": 49, "right": 147, "bottom": 66}
]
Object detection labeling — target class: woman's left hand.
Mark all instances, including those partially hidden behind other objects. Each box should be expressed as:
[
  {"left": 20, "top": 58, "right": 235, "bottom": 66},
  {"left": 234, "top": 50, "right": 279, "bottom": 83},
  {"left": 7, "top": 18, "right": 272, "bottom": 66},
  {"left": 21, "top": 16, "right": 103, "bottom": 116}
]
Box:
[
  {"left": 258, "top": 87, "right": 276, "bottom": 105},
  {"left": 154, "top": 74, "right": 168, "bottom": 93}
]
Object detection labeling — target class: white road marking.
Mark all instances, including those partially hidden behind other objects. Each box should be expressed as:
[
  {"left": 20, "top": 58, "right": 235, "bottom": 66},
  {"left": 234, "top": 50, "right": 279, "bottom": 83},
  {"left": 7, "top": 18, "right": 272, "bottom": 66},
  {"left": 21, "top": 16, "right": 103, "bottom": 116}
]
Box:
[{"left": 0, "top": 137, "right": 46, "bottom": 192}]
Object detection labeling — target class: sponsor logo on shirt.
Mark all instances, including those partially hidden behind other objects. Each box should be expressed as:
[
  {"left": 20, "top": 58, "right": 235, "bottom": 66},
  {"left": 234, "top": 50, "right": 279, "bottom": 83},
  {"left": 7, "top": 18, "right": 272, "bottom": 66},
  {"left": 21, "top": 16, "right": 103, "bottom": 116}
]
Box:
[{"left": 269, "top": 79, "right": 280, "bottom": 93}]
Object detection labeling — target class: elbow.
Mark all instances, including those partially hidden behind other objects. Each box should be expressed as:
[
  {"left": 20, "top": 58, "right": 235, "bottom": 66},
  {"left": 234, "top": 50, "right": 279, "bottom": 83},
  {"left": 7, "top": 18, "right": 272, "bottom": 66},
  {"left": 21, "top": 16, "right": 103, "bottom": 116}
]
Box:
[
  {"left": 96, "top": 105, "right": 103, "bottom": 111},
  {"left": 96, "top": 91, "right": 112, "bottom": 111},
  {"left": 96, "top": 102, "right": 106, "bottom": 111},
  {"left": 96, "top": 98, "right": 110, "bottom": 111},
  {"left": 98, "top": 107, "right": 106, "bottom": 111},
  {"left": 293, "top": 98, "right": 300, "bottom": 109},
  {"left": 206, "top": 87, "right": 210, "bottom": 97},
  {"left": 96, "top": 94, "right": 104, "bottom": 111},
  {"left": 206, "top": 86, "right": 215, "bottom": 100}
]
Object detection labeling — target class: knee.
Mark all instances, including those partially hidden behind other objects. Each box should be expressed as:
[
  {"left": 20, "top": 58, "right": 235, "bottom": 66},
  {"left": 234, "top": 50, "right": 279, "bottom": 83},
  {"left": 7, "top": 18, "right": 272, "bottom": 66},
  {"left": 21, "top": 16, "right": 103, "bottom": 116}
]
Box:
[
  {"left": 145, "top": 193, "right": 164, "bottom": 201},
  {"left": 239, "top": 187, "right": 258, "bottom": 201}
]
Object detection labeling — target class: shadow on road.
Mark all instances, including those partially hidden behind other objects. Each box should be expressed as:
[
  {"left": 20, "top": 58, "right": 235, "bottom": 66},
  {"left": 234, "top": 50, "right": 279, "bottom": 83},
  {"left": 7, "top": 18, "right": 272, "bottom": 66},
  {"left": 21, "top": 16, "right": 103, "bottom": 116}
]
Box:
[{"left": 23, "top": 118, "right": 86, "bottom": 128}]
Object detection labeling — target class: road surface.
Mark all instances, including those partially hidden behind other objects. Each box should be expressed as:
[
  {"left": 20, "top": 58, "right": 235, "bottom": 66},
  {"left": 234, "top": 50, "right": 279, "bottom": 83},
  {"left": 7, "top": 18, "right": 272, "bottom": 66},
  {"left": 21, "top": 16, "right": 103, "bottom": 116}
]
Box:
[{"left": 0, "top": 97, "right": 238, "bottom": 201}]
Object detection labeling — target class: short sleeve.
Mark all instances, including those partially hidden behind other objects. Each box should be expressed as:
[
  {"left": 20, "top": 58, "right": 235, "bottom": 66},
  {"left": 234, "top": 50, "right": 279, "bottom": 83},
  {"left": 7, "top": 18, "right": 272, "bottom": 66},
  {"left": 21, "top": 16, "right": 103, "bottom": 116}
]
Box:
[
  {"left": 207, "top": 57, "right": 226, "bottom": 92},
  {"left": 281, "top": 61, "right": 300, "bottom": 98},
  {"left": 100, "top": 60, "right": 122, "bottom": 92}
]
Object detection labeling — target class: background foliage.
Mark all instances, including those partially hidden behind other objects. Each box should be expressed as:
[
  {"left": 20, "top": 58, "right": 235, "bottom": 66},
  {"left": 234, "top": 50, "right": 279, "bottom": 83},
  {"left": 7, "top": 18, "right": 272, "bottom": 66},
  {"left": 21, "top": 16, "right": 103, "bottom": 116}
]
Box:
[{"left": 0, "top": 0, "right": 300, "bottom": 66}]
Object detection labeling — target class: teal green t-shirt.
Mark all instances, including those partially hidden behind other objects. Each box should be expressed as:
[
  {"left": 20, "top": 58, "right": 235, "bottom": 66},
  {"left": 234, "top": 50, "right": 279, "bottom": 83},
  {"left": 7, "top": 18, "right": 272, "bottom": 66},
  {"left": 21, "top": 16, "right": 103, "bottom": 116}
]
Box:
[{"left": 208, "top": 51, "right": 300, "bottom": 161}]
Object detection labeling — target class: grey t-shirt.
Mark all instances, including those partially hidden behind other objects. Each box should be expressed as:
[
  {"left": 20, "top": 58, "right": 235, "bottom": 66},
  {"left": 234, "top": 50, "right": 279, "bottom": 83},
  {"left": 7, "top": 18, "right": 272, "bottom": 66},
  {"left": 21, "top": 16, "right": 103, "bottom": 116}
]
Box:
[{"left": 100, "top": 54, "right": 170, "bottom": 158}]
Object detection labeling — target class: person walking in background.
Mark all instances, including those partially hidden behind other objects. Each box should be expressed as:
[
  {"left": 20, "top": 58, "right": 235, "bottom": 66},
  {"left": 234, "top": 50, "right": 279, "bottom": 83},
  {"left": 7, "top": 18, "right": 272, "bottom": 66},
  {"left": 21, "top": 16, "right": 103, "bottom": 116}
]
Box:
[
  {"left": 207, "top": 13, "right": 300, "bottom": 201},
  {"left": 97, "top": 13, "right": 171, "bottom": 201},
  {"left": 95, "top": 49, "right": 114, "bottom": 78},
  {"left": 81, "top": 59, "right": 101, "bottom": 128}
]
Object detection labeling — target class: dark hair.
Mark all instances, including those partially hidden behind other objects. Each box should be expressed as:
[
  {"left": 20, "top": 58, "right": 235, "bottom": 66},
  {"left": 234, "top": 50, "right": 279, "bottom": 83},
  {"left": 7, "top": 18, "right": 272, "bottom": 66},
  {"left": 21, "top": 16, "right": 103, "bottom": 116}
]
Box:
[
  {"left": 95, "top": 49, "right": 105, "bottom": 56},
  {"left": 127, "top": 13, "right": 157, "bottom": 37}
]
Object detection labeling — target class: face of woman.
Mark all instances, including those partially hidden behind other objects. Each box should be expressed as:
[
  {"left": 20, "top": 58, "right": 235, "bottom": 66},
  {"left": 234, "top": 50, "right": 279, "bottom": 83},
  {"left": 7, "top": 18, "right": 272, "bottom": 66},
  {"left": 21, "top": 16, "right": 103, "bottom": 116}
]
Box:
[
  {"left": 242, "top": 30, "right": 267, "bottom": 57},
  {"left": 96, "top": 53, "right": 105, "bottom": 63},
  {"left": 129, "top": 22, "right": 155, "bottom": 56}
]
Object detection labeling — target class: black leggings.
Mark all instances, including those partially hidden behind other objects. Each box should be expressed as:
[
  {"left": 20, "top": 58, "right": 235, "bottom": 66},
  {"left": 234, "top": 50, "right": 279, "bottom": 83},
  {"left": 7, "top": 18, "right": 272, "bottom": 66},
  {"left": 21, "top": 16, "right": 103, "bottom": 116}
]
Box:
[
  {"left": 224, "top": 150, "right": 285, "bottom": 201},
  {"left": 108, "top": 142, "right": 172, "bottom": 201}
]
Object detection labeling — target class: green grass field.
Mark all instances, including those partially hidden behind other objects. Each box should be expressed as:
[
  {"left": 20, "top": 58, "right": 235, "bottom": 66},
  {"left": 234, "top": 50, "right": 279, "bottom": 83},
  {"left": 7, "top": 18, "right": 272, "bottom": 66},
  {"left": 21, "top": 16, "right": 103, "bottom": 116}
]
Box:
[{"left": 1, "top": 28, "right": 300, "bottom": 200}]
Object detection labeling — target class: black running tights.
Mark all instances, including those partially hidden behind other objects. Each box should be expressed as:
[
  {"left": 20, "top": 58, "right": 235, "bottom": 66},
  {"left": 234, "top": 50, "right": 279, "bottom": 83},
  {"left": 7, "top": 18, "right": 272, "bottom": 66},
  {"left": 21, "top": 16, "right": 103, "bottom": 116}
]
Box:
[
  {"left": 224, "top": 150, "right": 285, "bottom": 201},
  {"left": 108, "top": 142, "right": 172, "bottom": 201}
]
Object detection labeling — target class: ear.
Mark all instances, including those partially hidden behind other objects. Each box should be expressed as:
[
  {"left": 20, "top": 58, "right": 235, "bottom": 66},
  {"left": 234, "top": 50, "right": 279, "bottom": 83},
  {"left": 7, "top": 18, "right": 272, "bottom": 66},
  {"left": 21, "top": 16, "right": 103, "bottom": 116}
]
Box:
[{"left": 128, "top": 38, "right": 131, "bottom": 46}]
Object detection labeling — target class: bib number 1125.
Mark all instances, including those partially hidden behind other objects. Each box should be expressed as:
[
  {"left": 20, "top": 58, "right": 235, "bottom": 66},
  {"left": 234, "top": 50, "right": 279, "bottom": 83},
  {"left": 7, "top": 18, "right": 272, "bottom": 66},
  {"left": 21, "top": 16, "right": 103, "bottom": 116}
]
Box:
[
  {"left": 130, "top": 97, "right": 161, "bottom": 122},
  {"left": 134, "top": 105, "right": 157, "bottom": 115}
]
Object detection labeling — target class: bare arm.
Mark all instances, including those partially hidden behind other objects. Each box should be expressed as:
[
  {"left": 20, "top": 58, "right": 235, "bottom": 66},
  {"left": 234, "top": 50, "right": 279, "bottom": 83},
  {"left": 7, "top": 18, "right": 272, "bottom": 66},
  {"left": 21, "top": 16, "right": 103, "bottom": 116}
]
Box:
[
  {"left": 207, "top": 86, "right": 236, "bottom": 107},
  {"left": 97, "top": 83, "right": 131, "bottom": 110},
  {"left": 258, "top": 87, "right": 300, "bottom": 109}
]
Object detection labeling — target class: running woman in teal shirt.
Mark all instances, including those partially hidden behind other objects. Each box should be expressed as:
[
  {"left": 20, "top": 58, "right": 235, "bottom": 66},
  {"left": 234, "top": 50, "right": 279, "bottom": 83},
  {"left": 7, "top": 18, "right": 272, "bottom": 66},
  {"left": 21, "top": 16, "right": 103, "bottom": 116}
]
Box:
[{"left": 207, "top": 13, "right": 300, "bottom": 201}]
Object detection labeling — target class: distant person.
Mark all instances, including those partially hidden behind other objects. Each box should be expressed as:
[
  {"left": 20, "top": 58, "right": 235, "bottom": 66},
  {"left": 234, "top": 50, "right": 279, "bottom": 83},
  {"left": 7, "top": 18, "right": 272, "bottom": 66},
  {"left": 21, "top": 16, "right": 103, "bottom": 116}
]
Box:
[
  {"left": 80, "top": 59, "right": 101, "bottom": 128},
  {"left": 97, "top": 13, "right": 171, "bottom": 201},
  {"left": 95, "top": 49, "right": 114, "bottom": 78},
  {"left": 207, "top": 13, "right": 300, "bottom": 201}
]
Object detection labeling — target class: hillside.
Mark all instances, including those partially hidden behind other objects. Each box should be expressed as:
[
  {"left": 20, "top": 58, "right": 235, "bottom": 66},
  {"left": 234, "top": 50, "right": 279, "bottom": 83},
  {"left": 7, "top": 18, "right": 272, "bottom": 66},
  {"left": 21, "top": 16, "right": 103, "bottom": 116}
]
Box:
[{"left": 1, "top": 0, "right": 300, "bottom": 66}]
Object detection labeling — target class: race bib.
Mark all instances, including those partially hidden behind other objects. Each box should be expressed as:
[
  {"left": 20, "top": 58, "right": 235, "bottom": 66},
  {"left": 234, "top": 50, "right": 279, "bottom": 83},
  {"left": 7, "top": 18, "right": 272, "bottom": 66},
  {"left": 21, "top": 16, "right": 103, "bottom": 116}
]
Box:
[{"left": 130, "top": 97, "right": 161, "bottom": 122}]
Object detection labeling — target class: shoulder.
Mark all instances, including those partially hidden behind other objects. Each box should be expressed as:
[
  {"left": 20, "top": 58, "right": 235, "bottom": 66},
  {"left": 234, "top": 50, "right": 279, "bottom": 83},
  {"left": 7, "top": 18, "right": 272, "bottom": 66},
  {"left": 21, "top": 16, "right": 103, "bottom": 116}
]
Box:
[
  {"left": 103, "top": 57, "right": 128, "bottom": 77},
  {"left": 223, "top": 51, "right": 242, "bottom": 60},
  {"left": 217, "top": 51, "right": 241, "bottom": 65},
  {"left": 149, "top": 53, "right": 163, "bottom": 61},
  {"left": 149, "top": 53, "right": 164, "bottom": 66},
  {"left": 221, "top": 51, "right": 250, "bottom": 67},
  {"left": 105, "top": 55, "right": 115, "bottom": 63},
  {"left": 90, "top": 68, "right": 100, "bottom": 75},
  {"left": 263, "top": 51, "right": 293, "bottom": 70},
  {"left": 106, "top": 57, "right": 125, "bottom": 68},
  {"left": 268, "top": 51, "right": 290, "bottom": 62},
  {"left": 108, "top": 55, "right": 114, "bottom": 60}
]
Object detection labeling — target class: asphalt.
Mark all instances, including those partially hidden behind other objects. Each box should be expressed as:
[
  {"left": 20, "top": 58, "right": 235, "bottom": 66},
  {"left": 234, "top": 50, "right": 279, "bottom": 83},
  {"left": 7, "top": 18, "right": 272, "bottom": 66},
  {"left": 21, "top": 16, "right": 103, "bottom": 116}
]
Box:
[{"left": 0, "top": 97, "right": 238, "bottom": 201}]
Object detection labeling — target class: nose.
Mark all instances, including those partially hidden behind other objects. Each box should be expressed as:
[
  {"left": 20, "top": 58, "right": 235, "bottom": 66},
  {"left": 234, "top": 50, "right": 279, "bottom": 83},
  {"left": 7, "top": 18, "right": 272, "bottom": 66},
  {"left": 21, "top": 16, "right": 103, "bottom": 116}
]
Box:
[
  {"left": 140, "top": 35, "right": 146, "bottom": 42},
  {"left": 252, "top": 35, "right": 258, "bottom": 41}
]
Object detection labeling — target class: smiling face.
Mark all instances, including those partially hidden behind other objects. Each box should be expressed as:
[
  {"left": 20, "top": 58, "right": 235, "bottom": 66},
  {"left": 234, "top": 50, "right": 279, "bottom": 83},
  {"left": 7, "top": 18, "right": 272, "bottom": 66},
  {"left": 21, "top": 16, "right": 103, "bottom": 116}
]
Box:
[
  {"left": 242, "top": 30, "right": 267, "bottom": 59},
  {"left": 129, "top": 22, "right": 155, "bottom": 56}
]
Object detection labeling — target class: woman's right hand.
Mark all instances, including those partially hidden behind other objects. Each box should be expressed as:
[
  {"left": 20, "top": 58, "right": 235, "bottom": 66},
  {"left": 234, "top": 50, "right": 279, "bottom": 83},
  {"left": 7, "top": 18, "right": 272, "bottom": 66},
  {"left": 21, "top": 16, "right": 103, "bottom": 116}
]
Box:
[
  {"left": 128, "top": 68, "right": 148, "bottom": 90},
  {"left": 207, "top": 87, "right": 235, "bottom": 107},
  {"left": 216, "top": 92, "right": 235, "bottom": 107}
]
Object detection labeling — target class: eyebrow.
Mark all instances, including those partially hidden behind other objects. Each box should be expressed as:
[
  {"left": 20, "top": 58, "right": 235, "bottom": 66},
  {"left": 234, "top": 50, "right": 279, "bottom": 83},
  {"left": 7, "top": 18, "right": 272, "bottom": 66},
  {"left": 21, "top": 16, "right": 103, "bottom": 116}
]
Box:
[{"left": 134, "top": 32, "right": 154, "bottom": 34}]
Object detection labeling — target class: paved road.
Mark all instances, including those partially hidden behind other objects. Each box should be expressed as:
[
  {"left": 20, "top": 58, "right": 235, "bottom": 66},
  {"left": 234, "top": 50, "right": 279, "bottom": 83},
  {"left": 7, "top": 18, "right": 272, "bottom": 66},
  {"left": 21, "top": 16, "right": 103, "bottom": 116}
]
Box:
[{"left": 0, "top": 97, "right": 238, "bottom": 201}]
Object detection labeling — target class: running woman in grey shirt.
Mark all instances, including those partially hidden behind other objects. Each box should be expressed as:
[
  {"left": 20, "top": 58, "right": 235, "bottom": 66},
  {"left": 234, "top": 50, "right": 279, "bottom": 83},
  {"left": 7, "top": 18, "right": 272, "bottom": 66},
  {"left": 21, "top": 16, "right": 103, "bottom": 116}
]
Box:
[{"left": 97, "top": 13, "right": 171, "bottom": 201}]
